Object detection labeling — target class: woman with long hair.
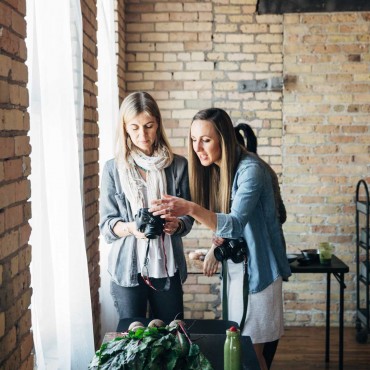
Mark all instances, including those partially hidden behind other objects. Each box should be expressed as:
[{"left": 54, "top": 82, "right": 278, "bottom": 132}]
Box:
[
  {"left": 150, "top": 108, "right": 291, "bottom": 369},
  {"left": 100, "top": 91, "right": 193, "bottom": 322}
]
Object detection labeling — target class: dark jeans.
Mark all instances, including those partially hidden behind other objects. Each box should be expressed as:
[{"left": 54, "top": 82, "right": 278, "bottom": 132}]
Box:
[{"left": 110, "top": 271, "right": 184, "bottom": 322}]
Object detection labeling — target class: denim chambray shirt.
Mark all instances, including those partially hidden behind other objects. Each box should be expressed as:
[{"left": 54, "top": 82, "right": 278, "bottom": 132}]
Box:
[
  {"left": 216, "top": 152, "right": 291, "bottom": 293},
  {"left": 99, "top": 154, "right": 194, "bottom": 287}
]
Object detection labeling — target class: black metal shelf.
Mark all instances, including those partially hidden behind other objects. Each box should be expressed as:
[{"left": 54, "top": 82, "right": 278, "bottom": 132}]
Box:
[
  {"left": 355, "top": 180, "right": 370, "bottom": 343},
  {"left": 357, "top": 200, "right": 370, "bottom": 214},
  {"left": 359, "top": 275, "right": 370, "bottom": 286},
  {"left": 357, "top": 309, "right": 369, "bottom": 326}
]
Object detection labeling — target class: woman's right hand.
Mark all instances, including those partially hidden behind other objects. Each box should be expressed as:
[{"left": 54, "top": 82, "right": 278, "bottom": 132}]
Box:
[
  {"left": 203, "top": 244, "right": 220, "bottom": 277},
  {"left": 113, "top": 221, "right": 147, "bottom": 239},
  {"left": 131, "top": 229, "right": 147, "bottom": 240},
  {"left": 149, "top": 195, "right": 190, "bottom": 218},
  {"left": 127, "top": 222, "right": 147, "bottom": 240}
]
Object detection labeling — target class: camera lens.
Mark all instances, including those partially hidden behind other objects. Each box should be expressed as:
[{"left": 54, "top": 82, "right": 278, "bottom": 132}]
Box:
[
  {"left": 214, "top": 238, "right": 247, "bottom": 263},
  {"left": 230, "top": 249, "right": 245, "bottom": 264},
  {"left": 145, "top": 225, "right": 159, "bottom": 239},
  {"left": 214, "top": 245, "right": 229, "bottom": 262}
]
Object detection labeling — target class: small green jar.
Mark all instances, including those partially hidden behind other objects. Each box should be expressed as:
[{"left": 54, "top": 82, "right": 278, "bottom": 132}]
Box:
[{"left": 224, "top": 327, "right": 242, "bottom": 370}]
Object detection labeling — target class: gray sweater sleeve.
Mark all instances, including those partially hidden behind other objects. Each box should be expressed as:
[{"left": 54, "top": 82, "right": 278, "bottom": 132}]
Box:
[{"left": 99, "top": 159, "right": 129, "bottom": 243}]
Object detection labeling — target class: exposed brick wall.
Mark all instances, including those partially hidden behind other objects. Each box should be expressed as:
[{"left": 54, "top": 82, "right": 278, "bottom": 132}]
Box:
[
  {"left": 116, "top": 0, "right": 126, "bottom": 102},
  {"left": 1, "top": 3, "right": 370, "bottom": 368},
  {"left": 81, "top": 0, "right": 101, "bottom": 346},
  {"left": 123, "top": 0, "right": 285, "bottom": 322},
  {"left": 121, "top": 0, "right": 370, "bottom": 327},
  {"left": 0, "top": 0, "right": 33, "bottom": 369},
  {"left": 185, "top": 261, "right": 221, "bottom": 320},
  {"left": 282, "top": 12, "right": 370, "bottom": 326}
]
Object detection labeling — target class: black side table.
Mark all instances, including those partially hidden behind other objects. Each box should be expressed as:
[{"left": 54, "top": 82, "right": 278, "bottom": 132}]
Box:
[{"left": 289, "top": 254, "right": 349, "bottom": 370}]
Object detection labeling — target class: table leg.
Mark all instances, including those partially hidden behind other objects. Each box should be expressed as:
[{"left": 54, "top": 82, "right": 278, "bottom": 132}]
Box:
[
  {"left": 325, "top": 272, "right": 331, "bottom": 363},
  {"left": 339, "top": 272, "right": 344, "bottom": 370}
]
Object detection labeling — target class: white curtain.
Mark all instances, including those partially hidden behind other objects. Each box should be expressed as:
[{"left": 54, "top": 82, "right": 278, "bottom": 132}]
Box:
[
  {"left": 27, "top": 0, "right": 95, "bottom": 369},
  {"left": 97, "top": 0, "right": 120, "bottom": 337}
]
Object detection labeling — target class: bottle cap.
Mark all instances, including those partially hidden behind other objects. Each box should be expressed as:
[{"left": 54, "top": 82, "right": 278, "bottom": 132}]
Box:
[{"left": 226, "top": 326, "right": 240, "bottom": 336}]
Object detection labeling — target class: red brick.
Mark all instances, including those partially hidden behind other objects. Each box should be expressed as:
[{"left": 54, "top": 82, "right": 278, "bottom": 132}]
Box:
[
  {"left": 12, "top": 179, "right": 30, "bottom": 204},
  {"left": 4, "top": 204, "right": 23, "bottom": 229},
  {"left": 0, "top": 230, "right": 19, "bottom": 260},
  {"left": 0, "top": 183, "right": 16, "bottom": 209},
  {"left": 0, "top": 210, "right": 5, "bottom": 234},
  {"left": 0, "top": 137, "right": 15, "bottom": 159},
  {"left": 0, "top": 28, "right": 20, "bottom": 55},
  {"left": 18, "top": 356, "right": 34, "bottom": 370},
  {"left": 0, "top": 3, "right": 12, "bottom": 27},
  {"left": 4, "top": 158, "right": 23, "bottom": 181},
  {"left": 0, "top": 326, "right": 16, "bottom": 355},
  {"left": 19, "top": 223, "right": 31, "bottom": 247},
  {"left": 18, "top": 244, "right": 31, "bottom": 272},
  {"left": 11, "top": 9, "right": 27, "bottom": 38}
]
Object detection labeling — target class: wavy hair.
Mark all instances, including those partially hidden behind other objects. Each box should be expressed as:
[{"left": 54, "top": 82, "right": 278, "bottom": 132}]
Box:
[{"left": 115, "top": 91, "right": 173, "bottom": 166}]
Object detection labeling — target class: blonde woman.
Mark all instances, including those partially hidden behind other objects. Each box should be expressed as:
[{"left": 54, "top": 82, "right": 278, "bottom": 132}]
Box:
[
  {"left": 100, "top": 92, "right": 193, "bottom": 322},
  {"left": 150, "top": 108, "right": 291, "bottom": 369}
]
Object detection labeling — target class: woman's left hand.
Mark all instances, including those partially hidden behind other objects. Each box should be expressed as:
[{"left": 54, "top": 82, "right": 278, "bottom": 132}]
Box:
[
  {"left": 203, "top": 245, "right": 220, "bottom": 277},
  {"left": 163, "top": 216, "right": 181, "bottom": 235},
  {"left": 150, "top": 194, "right": 190, "bottom": 218},
  {"left": 212, "top": 235, "right": 224, "bottom": 247}
]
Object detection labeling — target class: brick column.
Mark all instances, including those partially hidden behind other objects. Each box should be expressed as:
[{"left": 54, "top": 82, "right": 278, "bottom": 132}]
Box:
[{"left": 0, "top": 0, "right": 33, "bottom": 368}]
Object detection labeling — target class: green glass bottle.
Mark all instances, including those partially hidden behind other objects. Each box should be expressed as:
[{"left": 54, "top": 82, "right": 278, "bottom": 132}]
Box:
[{"left": 224, "top": 326, "right": 242, "bottom": 370}]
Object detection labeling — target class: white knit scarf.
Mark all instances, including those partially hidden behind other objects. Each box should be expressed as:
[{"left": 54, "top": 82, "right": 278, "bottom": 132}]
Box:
[
  {"left": 118, "top": 146, "right": 175, "bottom": 278},
  {"left": 118, "top": 146, "right": 172, "bottom": 218}
]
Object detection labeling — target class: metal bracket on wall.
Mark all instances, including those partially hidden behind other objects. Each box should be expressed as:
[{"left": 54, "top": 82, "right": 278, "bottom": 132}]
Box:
[{"left": 238, "top": 77, "right": 283, "bottom": 93}]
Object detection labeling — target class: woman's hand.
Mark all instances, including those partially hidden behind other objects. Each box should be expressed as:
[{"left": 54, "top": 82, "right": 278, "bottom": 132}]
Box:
[
  {"left": 113, "top": 221, "right": 147, "bottom": 239},
  {"left": 163, "top": 216, "right": 181, "bottom": 235},
  {"left": 131, "top": 229, "right": 147, "bottom": 240},
  {"left": 212, "top": 235, "right": 224, "bottom": 247},
  {"left": 203, "top": 244, "right": 220, "bottom": 277},
  {"left": 150, "top": 194, "right": 190, "bottom": 218},
  {"left": 124, "top": 222, "right": 147, "bottom": 240}
]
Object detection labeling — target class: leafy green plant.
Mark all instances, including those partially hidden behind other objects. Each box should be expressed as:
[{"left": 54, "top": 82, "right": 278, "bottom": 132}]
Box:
[{"left": 89, "top": 322, "right": 214, "bottom": 370}]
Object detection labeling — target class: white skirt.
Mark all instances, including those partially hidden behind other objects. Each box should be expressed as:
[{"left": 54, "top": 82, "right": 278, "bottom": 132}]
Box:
[{"left": 225, "top": 260, "right": 284, "bottom": 344}]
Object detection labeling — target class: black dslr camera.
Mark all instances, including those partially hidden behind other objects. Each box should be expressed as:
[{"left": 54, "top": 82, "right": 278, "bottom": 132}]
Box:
[
  {"left": 135, "top": 207, "right": 165, "bottom": 239},
  {"left": 214, "top": 238, "right": 247, "bottom": 264}
]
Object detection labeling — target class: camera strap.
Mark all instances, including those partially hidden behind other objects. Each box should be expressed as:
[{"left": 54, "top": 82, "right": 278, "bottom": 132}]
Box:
[
  {"left": 239, "top": 258, "right": 249, "bottom": 332},
  {"left": 221, "top": 260, "right": 229, "bottom": 321},
  {"left": 141, "top": 234, "right": 171, "bottom": 291},
  {"left": 222, "top": 258, "right": 249, "bottom": 332}
]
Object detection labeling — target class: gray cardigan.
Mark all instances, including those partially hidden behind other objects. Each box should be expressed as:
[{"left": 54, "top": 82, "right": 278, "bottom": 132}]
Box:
[{"left": 99, "top": 154, "right": 193, "bottom": 287}]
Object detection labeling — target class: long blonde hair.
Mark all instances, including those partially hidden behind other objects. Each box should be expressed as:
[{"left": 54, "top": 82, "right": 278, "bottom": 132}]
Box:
[
  {"left": 115, "top": 91, "right": 173, "bottom": 166},
  {"left": 188, "top": 108, "right": 243, "bottom": 213}
]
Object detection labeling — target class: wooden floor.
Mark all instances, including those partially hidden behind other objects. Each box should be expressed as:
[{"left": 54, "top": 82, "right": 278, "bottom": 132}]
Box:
[{"left": 272, "top": 327, "right": 370, "bottom": 370}]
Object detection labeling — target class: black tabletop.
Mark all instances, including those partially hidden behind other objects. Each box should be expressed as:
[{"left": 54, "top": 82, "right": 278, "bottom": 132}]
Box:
[{"left": 289, "top": 254, "right": 349, "bottom": 273}]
